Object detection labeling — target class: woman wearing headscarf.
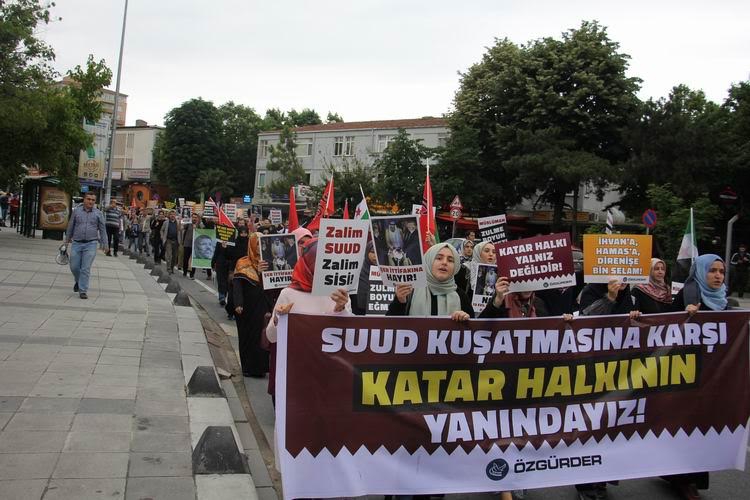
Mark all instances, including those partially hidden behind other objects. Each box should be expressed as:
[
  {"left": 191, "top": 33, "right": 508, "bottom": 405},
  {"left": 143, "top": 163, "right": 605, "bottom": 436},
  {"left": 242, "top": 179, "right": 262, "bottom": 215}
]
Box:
[
  {"left": 264, "top": 238, "right": 352, "bottom": 402},
  {"left": 632, "top": 258, "right": 675, "bottom": 314},
  {"left": 231, "top": 232, "right": 270, "bottom": 378},
  {"left": 352, "top": 241, "right": 377, "bottom": 315},
  {"left": 665, "top": 254, "right": 729, "bottom": 500}
]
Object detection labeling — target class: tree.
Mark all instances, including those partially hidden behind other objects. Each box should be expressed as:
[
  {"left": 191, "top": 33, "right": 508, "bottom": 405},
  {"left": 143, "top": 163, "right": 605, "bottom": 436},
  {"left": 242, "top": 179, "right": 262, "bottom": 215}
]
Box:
[
  {"left": 0, "top": 1, "right": 111, "bottom": 193},
  {"left": 307, "top": 157, "right": 376, "bottom": 214},
  {"left": 265, "top": 125, "right": 306, "bottom": 195},
  {"left": 154, "top": 98, "right": 225, "bottom": 197},
  {"left": 723, "top": 81, "right": 750, "bottom": 214},
  {"left": 326, "top": 112, "right": 344, "bottom": 123},
  {"left": 219, "top": 101, "right": 263, "bottom": 195},
  {"left": 194, "top": 167, "right": 235, "bottom": 200},
  {"left": 619, "top": 85, "right": 731, "bottom": 215},
  {"left": 445, "top": 21, "right": 640, "bottom": 229},
  {"left": 287, "top": 108, "right": 322, "bottom": 127},
  {"left": 372, "top": 129, "right": 434, "bottom": 211}
]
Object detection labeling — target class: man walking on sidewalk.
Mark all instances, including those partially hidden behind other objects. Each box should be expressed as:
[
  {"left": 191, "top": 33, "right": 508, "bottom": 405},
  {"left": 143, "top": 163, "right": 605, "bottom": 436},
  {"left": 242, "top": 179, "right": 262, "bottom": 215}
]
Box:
[
  {"left": 105, "top": 198, "right": 122, "bottom": 256},
  {"left": 160, "top": 210, "right": 182, "bottom": 274},
  {"left": 66, "top": 192, "right": 109, "bottom": 299}
]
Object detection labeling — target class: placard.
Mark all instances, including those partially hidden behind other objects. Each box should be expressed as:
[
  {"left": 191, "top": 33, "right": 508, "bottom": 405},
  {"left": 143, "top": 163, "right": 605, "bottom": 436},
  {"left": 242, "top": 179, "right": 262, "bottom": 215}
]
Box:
[
  {"left": 496, "top": 233, "right": 576, "bottom": 292},
  {"left": 583, "top": 234, "right": 652, "bottom": 284},
  {"left": 471, "top": 263, "right": 497, "bottom": 313},
  {"left": 38, "top": 186, "right": 70, "bottom": 230},
  {"left": 370, "top": 214, "right": 426, "bottom": 288},
  {"left": 478, "top": 214, "right": 508, "bottom": 243},
  {"left": 203, "top": 200, "right": 216, "bottom": 218},
  {"left": 180, "top": 206, "right": 192, "bottom": 225},
  {"left": 270, "top": 208, "right": 282, "bottom": 225},
  {"left": 312, "top": 219, "right": 369, "bottom": 296},
  {"left": 366, "top": 266, "right": 395, "bottom": 315},
  {"left": 223, "top": 203, "right": 237, "bottom": 221},
  {"left": 259, "top": 233, "right": 298, "bottom": 290},
  {"left": 191, "top": 228, "right": 216, "bottom": 269},
  {"left": 215, "top": 225, "right": 237, "bottom": 246}
]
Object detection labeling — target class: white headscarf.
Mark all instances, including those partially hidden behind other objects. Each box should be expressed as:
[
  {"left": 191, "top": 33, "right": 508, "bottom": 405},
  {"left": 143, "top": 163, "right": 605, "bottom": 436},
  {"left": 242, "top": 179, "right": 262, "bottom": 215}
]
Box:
[{"left": 409, "top": 243, "right": 462, "bottom": 316}]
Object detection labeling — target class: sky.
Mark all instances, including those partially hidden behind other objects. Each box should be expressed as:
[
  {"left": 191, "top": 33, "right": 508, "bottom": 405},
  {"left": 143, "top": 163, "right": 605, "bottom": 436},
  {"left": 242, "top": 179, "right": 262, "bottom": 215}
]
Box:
[{"left": 38, "top": 0, "right": 750, "bottom": 127}]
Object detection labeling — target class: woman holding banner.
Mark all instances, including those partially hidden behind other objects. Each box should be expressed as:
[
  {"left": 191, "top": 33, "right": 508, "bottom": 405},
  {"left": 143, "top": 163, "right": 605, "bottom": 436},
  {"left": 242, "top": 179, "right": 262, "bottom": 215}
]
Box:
[
  {"left": 632, "top": 258, "right": 675, "bottom": 314},
  {"left": 231, "top": 232, "right": 270, "bottom": 378}
]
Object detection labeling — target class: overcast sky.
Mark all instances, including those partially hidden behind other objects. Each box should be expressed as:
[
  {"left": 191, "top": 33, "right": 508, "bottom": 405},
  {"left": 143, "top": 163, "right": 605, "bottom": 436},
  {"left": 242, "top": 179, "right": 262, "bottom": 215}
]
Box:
[{"left": 39, "top": 0, "right": 750, "bottom": 127}]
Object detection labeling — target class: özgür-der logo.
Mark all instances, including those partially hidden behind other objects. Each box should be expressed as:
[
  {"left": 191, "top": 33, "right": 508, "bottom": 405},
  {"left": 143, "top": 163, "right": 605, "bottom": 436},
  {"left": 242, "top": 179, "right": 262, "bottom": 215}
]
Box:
[{"left": 486, "top": 458, "right": 509, "bottom": 481}]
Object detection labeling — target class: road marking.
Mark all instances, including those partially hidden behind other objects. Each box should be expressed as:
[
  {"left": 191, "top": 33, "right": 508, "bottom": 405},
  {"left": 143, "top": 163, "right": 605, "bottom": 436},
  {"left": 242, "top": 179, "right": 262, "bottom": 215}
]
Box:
[{"left": 194, "top": 277, "right": 217, "bottom": 295}]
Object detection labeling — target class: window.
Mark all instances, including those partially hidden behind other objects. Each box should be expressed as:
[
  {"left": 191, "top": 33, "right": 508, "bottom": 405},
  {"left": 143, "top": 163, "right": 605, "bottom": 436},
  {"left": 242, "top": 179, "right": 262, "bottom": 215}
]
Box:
[
  {"left": 378, "top": 134, "right": 396, "bottom": 152},
  {"left": 334, "top": 137, "right": 344, "bottom": 156},
  {"left": 125, "top": 158, "right": 133, "bottom": 169},
  {"left": 260, "top": 140, "right": 269, "bottom": 158},
  {"left": 304, "top": 173, "right": 311, "bottom": 185},
  {"left": 334, "top": 136, "right": 355, "bottom": 156},
  {"left": 296, "top": 138, "right": 313, "bottom": 157},
  {"left": 258, "top": 172, "right": 266, "bottom": 188},
  {"left": 344, "top": 136, "right": 354, "bottom": 156},
  {"left": 126, "top": 133, "right": 135, "bottom": 149},
  {"left": 437, "top": 133, "right": 449, "bottom": 148}
]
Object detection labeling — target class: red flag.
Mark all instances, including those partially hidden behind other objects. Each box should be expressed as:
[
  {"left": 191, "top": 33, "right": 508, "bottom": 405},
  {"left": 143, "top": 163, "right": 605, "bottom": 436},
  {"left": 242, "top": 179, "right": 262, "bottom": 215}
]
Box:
[
  {"left": 343, "top": 199, "right": 350, "bottom": 219},
  {"left": 418, "top": 166, "right": 436, "bottom": 252},
  {"left": 216, "top": 202, "right": 236, "bottom": 229},
  {"left": 288, "top": 186, "right": 299, "bottom": 231},
  {"left": 307, "top": 178, "right": 335, "bottom": 232}
]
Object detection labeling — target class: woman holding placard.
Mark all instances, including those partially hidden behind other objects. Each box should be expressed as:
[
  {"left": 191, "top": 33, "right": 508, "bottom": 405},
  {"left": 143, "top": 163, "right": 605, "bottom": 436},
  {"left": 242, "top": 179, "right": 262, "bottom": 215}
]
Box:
[{"left": 632, "top": 258, "right": 675, "bottom": 314}]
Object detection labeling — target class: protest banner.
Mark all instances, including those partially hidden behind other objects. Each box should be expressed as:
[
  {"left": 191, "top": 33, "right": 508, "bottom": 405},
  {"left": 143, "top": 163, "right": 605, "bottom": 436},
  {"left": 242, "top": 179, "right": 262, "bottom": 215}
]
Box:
[
  {"left": 178, "top": 197, "right": 185, "bottom": 207},
  {"left": 191, "top": 228, "right": 216, "bottom": 269},
  {"left": 411, "top": 204, "right": 436, "bottom": 216},
  {"left": 366, "top": 266, "right": 395, "bottom": 315},
  {"left": 180, "top": 206, "right": 192, "bottom": 224},
  {"left": 583, "top": 234, "right": 652, "bottom": 284},
  {"left": 495, "top": 233, "right": 576, "bottom": 293},
  {"left": 259, "top": 233, "right": 298, "bottom": 290},
  {"left": 203, "top": 200, "right": 216, "bottom": 218},
  {"left": 478, "top": 214, "right": 508, "bottom": 244},
  {"left": 270, "top": 208, "right": 282, "bottom": 225},
  {"left": 312, "top": 219, "right": 369, "bottom": 296},
  {"left": 223, "top": 203, "right": 237, "bottom": 221},
  {"left": 215, "top": 204, "right": 237, "bottom": 247},
  {"left": 276, "top": 310, "right": 750, "bottom": 499},
  {"left": 370, "top": 214, "right": 426, "bottom": 287},
  {"left": 471, "top": 263, "right": 498, "bottom": 313}
]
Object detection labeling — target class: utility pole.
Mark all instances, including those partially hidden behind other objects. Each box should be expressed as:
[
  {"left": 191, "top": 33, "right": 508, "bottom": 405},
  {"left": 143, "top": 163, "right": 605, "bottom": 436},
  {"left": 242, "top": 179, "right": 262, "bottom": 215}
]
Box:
[{"left": 103, "top": 0, "right": 129, "bottom": 206}]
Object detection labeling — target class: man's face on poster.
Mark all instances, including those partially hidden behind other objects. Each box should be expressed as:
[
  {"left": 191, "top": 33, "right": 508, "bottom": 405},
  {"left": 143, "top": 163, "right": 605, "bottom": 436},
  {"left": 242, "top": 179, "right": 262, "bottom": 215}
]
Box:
[
  {"left": 195, "top": 236, "right": 213, "bottom": 258},
  {"left": 406, "top": 221, "right": 416, "bottom": 233}
]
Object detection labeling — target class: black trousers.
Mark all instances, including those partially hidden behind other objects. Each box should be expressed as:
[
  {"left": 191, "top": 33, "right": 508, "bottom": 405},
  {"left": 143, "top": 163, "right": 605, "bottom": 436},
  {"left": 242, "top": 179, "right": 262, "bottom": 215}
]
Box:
[{"left": 106, "top": 226, "right": 120, "bottom": 254}]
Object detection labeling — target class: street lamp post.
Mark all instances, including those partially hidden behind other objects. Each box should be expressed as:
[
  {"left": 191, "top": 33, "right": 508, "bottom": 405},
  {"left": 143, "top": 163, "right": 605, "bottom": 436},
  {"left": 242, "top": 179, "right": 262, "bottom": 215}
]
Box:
[{"left": 103, "top": 0, "right": 129, "bottom": 206}]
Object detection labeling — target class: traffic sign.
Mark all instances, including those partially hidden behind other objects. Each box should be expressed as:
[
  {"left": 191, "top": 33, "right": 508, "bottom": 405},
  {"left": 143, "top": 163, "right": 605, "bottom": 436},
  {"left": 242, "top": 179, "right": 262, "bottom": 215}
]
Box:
[
  {"left": 243, "top": 194, "right": 252, "bottom": 203},
  {"left": 450, "top": 208, "right": 462, "bottom": 220},
  {"left": 450, "top": 195, "right": 463, "bottom": 209},
  {"left": 642, "top": 209, "right": 657, "bottom": 229}
]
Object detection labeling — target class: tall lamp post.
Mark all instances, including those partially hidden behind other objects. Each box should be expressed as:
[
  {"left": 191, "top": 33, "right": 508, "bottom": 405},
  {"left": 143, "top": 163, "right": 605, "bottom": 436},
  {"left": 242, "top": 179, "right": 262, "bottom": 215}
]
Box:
[{"left": 103, "top": 0, "right": 129, "bottom": 206}]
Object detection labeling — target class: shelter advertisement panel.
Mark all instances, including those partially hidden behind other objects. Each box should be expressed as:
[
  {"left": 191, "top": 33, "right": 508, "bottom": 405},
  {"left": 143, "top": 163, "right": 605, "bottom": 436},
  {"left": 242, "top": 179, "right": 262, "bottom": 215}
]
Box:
[
  {"left": 370, "top": 214, "right": 426, "bottom": 288},
  {"left": 312, "top": 219, "right": 369, "bottom": 296},
  {"left": 583, "top": 235, "right": 652, "bottom": 284},
  {"left": 276, "top": 311, "right": 750, "bottom": 499},
  {"left": 259, "top": 233, "right": 298, "bottom": 290},
  {"left": 38, "top": 186, "right": 70, "bottom": 230},
  {"left": 478, "top": 214, "right": 508, "bottom": 244},
  {"left": 191, "top": 228, "right": 216, "bottom": 269},
  {"left": 496, "top": 233, "right": 575, "bottom": 292}
]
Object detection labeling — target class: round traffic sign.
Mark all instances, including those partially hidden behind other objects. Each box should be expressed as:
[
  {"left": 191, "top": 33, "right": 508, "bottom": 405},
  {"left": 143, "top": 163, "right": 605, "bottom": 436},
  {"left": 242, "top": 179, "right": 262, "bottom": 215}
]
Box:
[
  {"left": 450, "top": 208, "right": 462, "bottom": 220},
  {"left": 642, "top": 209, "right": 657, "bottom": 229}
]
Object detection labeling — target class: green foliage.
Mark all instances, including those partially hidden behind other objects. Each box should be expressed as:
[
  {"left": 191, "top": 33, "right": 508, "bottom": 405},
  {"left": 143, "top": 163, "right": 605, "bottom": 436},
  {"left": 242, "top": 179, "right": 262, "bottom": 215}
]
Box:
[
  {"left": 194, "top": 168, "right": 235, "bottom": 200},
  {"left": 646, "top": 184, "right": 720, "bottom": 264},
  {"left": 287, "top": 108, "right": 322, "bottom": 127},
  {"left": 619, "top": 85, "right": 731, "bottom": 215},
  {"left": 723, "top": 81, "right": 750, "bottom": 213},
  {"left": 445, "top": 21, "right": 640, "bottom": 227},
  {"left": 308, "top": 157, "right": 375, "bottom": 214},
  {"left": 155, "top": 98, "right": 225, "bottom": 198},
  {"left": 219, "top": 101, "right": 263, "bottom": 195},
  {"left": 265, "top": 126, "right": 306, "bottom": 195},
  {"left": 372, "top": 129, "right": 434, "bottom": 211},
  {"left": 0, "top": 1, "right": 111, "bottom": 195},
  {"left": 326, "top": 112, "right": 344, "bottom": 123}
]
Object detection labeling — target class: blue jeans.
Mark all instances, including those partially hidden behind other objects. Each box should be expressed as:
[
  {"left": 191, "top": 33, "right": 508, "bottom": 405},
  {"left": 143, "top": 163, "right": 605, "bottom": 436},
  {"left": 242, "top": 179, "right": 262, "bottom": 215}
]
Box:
[{"left": 69, "top": 240, "right": 98, "bottom": 292}]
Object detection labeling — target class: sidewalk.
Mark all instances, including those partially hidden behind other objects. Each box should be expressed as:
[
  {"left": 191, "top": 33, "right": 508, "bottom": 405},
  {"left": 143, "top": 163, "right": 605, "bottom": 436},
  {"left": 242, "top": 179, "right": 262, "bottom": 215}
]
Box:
[{"left": 0, "top": 231, "right": 251, "bottom": 499}]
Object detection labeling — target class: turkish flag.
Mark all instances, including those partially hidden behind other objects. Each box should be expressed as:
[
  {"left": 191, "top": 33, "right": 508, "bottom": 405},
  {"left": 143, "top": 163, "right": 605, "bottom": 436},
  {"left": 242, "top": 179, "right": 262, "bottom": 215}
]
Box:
[
  {"left": 288, "top": 186, "right": 299, "bottom": 231},
  {"left": 306, "top": 178, "right": 334, "bottom": 232}
]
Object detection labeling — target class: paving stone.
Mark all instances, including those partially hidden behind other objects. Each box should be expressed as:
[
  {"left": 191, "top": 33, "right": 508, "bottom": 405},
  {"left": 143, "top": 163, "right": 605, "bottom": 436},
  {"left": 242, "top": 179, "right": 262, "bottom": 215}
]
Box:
[
  {"left": 130, "top": 431, "right": 191, "bottom": 453},
  {"left": 93, "top": 365, "right": 139, "bottom": 377},
  {"left": 43, "top": 478, "right": 126, "bottom": 500},
  {"left": 124, "top": 476, "right": 195, "bottom": 500},
  {"left": 133, "top": 415, "right": 189, "bottom": 434},
  {"left": 4, "top": 412, "right": 75, "bottom": 431},
  {"left": 64, "top": 431, "right": 131, "bottom": 452},
  {"left": 45, "top": 362, "right": 97, "bottom": 374},
  {"left": 134, "top": 398, "right": 187, "bottom": 416},
  {"left": 83, "top": 385, "right": 137, "bottom": 400},
  {"left": 227, "top": 397, "right": 247, "bottom": 422},
  {"left": 245, "top": 449, "right": 273, "bottom": 487},
  {"left": 195, "top": 475, "right": 257, "bottom": 500},
  {"left": 136, "top": 386, "right": 186, "bottom": 401},
  {"left": 29, "top": 383, "right": 88, "bottom": 399},
  {"left": 256, "top": 485, "right": 279, "bottom": 500},
  {"left": 0, "top": 479, "right": 47, "bottom": 500},
  {"left": 0, "top": 396, "right": 24, "bottom": 412},
  {"left": 0, "top": 430, "right": 68, "bottom": 452},
  {"left": 100, "top": 348, "right": 141, "bottom": 358},
  {"left": 236, "top": 422, "right": 259, "bottom": 451},
  {"left": 77, "top": 398, "right": 135, "bottom": 414},
  {"left": 89, "top": 374, "right": 139, "bottom": 387},
  {"left": 0, "top": 412, "right": 11, "bottom": 430},
  {"left": 52, "top": 452, "right": 130, "bottom": 478},
  {"left": 96, "top": 355, "right": 141, "bottom": 367},
  {"left": 20, "top": 397, "right": 81, "bottom": 413},
  {"left": 127, "top": 452, "right": 192, "bottom": 477}
]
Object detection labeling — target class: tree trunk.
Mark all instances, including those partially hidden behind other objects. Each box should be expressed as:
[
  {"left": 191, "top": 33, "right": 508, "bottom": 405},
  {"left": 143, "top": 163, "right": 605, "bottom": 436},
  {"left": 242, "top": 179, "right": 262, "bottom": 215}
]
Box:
[
  {"left": 571, "top": 184, "right": 580, "bottom": 244},
  {"left": 551, "top": 191, "right": 565, "bottom": 233}
]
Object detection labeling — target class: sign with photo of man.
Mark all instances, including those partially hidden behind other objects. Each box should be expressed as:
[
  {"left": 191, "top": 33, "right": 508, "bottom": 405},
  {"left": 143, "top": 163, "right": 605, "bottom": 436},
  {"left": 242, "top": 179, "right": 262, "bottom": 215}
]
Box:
[
  {"left": 191, "top": 228, "right": 216, "bottom": 269},
  {"left": 259, "top": 233, "right": 299, "bottom": 290},
  {"left": 370, "top": 214, "right": 426, "bottom": 288}
]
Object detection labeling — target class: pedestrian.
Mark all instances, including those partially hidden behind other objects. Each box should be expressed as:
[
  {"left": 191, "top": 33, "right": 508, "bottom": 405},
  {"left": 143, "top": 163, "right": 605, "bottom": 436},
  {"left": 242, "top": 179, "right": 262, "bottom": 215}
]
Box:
[
  {"left": 150, "top": 209, "right": 165, "bottom": 264},
  {"left": 125, "top": 210, "right": 139, "bottom": 251},
  {"left": 65, "top": 192, "right": 109, "bottom": 299},
  {"left": 104, "top": 198, "right": 122, "bottom": 256},
  {"left": 138, "top": 208, "right": 151, "bottom": 256},
  {"left": 729, "top": 243, "right": 749, "bottom": 298},
  {"left": 9, "top": 193, "right": 20, "bottom": 228},
  {"left": 160, "top": 210, "right": 182, "bottom": 274},
  {"left": 231, "top": 232, "right": 271, "bottom": 378},
  {"left": 0, "top": 191, "right": 8, "bottom": 226},
  {"left": 632, "top": 258, "right": 675, "bottom": 313}
]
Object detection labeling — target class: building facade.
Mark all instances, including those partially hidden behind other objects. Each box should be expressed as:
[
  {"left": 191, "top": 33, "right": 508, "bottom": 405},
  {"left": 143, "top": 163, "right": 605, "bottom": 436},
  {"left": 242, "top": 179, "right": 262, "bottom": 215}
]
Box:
[
  {"left": 252, "top": 118, "right": 448, "bottom": 203},
  {"left": 110, "top": 121, "right": 163, "bottom": 183}
]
